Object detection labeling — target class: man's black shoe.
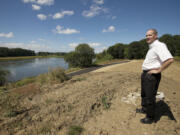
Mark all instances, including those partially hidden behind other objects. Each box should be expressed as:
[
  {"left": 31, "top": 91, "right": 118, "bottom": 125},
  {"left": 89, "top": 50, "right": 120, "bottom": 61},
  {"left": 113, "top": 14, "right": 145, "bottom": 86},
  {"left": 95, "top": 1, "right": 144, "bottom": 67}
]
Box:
[
  {"left": 136, "top": 108, "right": 146, "bottom": 114},
  {"left": 140, "top": 117, "right": 154, "bottom": 124}
]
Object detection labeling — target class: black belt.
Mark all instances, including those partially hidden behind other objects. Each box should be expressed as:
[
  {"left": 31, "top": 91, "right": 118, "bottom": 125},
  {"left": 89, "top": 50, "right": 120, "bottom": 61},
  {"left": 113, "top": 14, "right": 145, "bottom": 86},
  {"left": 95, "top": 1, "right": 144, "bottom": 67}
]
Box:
[{"left": 143, "top": 70, "right": 149, "bottom": 73}]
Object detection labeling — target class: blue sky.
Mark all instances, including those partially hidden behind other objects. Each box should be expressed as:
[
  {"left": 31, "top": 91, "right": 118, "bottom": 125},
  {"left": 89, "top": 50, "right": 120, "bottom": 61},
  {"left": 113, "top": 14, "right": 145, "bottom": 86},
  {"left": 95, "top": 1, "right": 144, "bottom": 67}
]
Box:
[{"left": 0, "top": 0, "right": 180, "bottom": 53}]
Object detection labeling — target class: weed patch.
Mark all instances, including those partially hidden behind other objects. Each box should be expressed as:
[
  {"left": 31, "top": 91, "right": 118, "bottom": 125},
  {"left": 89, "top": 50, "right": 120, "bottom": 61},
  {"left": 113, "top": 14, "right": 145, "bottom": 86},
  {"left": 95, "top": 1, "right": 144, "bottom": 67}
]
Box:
[
  {"left": 68, "top": 125, "right": 84, "bottom": 135},
  {"left": 0, "top": 92, "right": 21, "bottom": 118},
  {"left": 75, "top": 77, "right": 86, "bottom": 82},
  {"left": 38, "top": 123, "right": 52, "bottom": 134},
  {"left": 102, "top": 96, "right": 110, "bottom": 109}
]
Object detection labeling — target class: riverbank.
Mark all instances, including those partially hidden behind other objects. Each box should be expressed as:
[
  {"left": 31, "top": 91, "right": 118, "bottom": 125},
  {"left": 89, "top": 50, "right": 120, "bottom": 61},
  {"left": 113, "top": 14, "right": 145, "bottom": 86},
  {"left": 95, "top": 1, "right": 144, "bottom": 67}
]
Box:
[
  {"left": 0, "top": 60, "right": 179, "bottom": 135},
  {"left": 0, "top": 59, "right": 129, "bottom": 90},
  {"left": 0, "top": 55, "right": 64, "bottom": 61}
]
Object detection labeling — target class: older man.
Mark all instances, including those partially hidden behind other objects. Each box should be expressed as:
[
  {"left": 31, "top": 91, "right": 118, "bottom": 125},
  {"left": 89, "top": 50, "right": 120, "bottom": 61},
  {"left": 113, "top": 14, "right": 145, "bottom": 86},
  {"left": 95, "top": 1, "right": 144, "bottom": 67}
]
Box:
[{"left": 136, "top": 29, "right": 174, "bottom": 124}]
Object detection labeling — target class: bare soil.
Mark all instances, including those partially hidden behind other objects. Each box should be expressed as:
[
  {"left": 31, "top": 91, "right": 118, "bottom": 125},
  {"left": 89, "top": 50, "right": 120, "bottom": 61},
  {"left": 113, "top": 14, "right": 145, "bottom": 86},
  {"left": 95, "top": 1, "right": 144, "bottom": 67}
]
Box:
[{"left": 0, "top": 60, "right": 180, "bottom": 135}]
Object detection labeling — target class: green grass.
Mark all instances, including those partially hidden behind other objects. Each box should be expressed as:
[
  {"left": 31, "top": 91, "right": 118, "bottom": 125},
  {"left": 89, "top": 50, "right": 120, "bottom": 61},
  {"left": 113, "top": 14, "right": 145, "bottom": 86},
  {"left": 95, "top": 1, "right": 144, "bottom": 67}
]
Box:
[
  {"left": 5, "top": 67, "right": 69, "bottom": 89},
  {"left": 65, "top": 67, "right": 82, "bottom": 74},
  {"left": 102, "top": 96, "right": 110, "bottom": 109},
  {"left": 68, "top": 125, "right": 84, "bottom": 135},
  {"left": 75, "top": 77, "right": 86, "bottom": 82},
  {"left": 174, "top": 56, "right": 180, "bottom": 61},
  {"left": 0, "top": 55, "right": 63, "bottom": 61},
  {"left": 14, "top": 76, "right": 36, "bottom": 87},
  {"left": 45, "top": 98, "right": 54, "bottom": 105}
]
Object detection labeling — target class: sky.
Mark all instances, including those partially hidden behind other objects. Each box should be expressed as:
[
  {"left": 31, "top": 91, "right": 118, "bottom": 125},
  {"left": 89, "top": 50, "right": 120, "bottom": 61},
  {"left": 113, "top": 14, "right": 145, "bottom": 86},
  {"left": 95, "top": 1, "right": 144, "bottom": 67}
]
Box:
[{"left": 0, "top": 0, "right": 180, "bottom": 53}]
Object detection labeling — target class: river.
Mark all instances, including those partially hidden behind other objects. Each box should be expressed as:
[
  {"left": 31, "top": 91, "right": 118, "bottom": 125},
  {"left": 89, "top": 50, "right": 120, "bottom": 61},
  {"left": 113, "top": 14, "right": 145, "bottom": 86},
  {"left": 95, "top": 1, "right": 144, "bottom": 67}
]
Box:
[{"left": 0, "top": 57, "right": 68, "bottom": 82}]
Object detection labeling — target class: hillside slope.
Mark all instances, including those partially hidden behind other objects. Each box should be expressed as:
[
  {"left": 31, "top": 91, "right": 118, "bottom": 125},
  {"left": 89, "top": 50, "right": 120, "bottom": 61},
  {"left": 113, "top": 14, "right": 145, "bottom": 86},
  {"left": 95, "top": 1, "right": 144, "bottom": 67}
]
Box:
[{"left": 0, "top": 60, "right": 179, "bottom": 135}]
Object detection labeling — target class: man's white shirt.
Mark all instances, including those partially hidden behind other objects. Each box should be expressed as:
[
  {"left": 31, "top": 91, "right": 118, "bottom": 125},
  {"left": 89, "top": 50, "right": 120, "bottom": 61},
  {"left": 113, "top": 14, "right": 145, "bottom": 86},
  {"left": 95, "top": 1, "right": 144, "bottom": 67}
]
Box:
[{"left": 142, "top": 39, "right": 173, "bottom": 70}]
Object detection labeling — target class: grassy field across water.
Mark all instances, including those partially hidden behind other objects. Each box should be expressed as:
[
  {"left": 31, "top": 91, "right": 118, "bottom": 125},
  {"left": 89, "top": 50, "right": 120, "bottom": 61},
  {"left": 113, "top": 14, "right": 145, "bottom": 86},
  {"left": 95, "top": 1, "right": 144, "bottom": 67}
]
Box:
[{"left": 0, "top": 55, "right": 63, "bottom": 61}]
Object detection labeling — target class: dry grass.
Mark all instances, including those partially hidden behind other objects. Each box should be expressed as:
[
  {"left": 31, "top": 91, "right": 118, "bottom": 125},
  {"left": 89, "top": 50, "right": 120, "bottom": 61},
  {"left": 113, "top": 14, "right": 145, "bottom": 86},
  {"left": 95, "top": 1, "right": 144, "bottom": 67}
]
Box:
[{"left": 0, "top": 60, "right": 180, "bottom": 135}]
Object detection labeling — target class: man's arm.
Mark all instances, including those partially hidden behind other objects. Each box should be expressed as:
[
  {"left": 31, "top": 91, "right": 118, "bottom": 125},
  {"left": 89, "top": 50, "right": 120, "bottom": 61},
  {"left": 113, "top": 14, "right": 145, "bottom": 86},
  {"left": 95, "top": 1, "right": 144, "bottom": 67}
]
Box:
[{"left": 148, "top": 58, "right": 174, "bottom": 74}]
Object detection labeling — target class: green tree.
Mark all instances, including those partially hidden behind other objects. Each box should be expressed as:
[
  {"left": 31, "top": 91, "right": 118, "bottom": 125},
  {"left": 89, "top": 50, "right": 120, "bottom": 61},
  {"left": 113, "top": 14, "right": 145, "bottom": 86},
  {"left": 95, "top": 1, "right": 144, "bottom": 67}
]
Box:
[
  {"left": 96, "top": 50, "right": 113, "bottom": 61},
  {"left": 64, "top": 51, "right": 80, "bottom": 67},
  {"left": 127, "top": 41, "right": 146, "bottom": 59},
  {"left": 0, "top": 47, "right": 9, "bottom": 57},
  {"left": 107, "top": 43, "right": 125, "bottom": 59},
  {"left": 159, "top": 34, "right": 176, "bottom": 56},
  {"left": 64, "top": 44, "right": 95, "bottom": 67},
  {"left": 173, "top": 35, "right": 180, "bottom": 56}
]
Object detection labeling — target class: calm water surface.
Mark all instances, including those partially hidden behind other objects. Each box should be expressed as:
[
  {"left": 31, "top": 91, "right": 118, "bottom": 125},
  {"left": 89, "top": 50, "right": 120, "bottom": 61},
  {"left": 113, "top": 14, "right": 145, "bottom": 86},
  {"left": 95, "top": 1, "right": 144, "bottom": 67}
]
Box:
[{"left": 0, "top": 57, "right": 68, "bottom": 82}]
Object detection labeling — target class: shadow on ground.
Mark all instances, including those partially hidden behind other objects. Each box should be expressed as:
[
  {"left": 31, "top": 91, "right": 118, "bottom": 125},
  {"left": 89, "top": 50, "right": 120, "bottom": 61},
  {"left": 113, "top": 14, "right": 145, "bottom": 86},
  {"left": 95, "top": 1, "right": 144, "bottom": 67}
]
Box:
[{"left": 154, "top": 100, "right": 176, "bottom": 123}]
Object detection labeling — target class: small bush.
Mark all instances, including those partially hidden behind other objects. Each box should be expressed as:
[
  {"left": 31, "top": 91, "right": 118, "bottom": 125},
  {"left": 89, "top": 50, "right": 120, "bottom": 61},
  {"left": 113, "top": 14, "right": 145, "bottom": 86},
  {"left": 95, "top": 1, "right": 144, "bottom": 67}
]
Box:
[
  {"left": 37, "top": 67, "right": 69, "bottom": 85},
  {"left": 95, "top": 52, "right": 113, "bottom": 64},
  {"left": 49, "top": 67, "right": 69, "bottom": 83},
  {"left": 0, "top": 68, "right": 10, "bottom": 86}
]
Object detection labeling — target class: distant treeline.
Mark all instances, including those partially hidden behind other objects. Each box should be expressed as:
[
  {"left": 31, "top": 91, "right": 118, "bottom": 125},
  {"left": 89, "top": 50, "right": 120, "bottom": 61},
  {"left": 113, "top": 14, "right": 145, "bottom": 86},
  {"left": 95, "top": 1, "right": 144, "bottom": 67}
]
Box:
[
  {"left": 36, "top": 52, "right": 66, "bottom": 56},
  {"left": 0, "top": 47, "right": 35, "bottom": 57},
  {"left": 0, "top": 47, "right": 66, "bottom": 57},
  {"left": 97, "top": 34, "right": 180, "bottom": 60},
  {"left": 0, "top": 34, "right": 179, "bottom": 59}
]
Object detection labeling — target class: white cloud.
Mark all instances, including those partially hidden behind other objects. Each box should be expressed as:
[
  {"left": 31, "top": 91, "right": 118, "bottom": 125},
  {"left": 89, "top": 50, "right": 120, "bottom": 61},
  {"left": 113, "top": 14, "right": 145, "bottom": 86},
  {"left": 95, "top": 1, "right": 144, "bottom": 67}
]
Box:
[
  {"left": 89, "top": 42, "right": 102, "bottom": 47},
  {"left": 53, "top": 25, "right": 80, "bottom": 35},
  {"left": 32, "top": 4, "right": 41, "bottom": 10},
  {"left": 68, "top": 42, "right": 104, "bottom": 53},
  {"left": 30, "top": 40, "right": 36, "bottom": 44},
  {"left": 69, "top": 42, "right": 102, "bottom": 49},
  {"left": 93, "top": 0, "right": 104, "bottom": 5},
  {"left": 0, "top": 32, "right": 14, "bottom": 38},
  {"left": 0, "top": 42, "right": 52, "bottom": 52},
  {"left": 82, "top": 5, "right": 108, "bottom": 18},
  {"left": 38, "top": 38, "right": 45, "bottom": 41},
  {"left": 36, "top": 0, "right": 54, "bottom": 6},
  {"left": 102, "top": 26, "right": 115, "bottom": 33},
  {"left": 22, "top": 0, "right": 35, "bottom": 3},
  {"left": 53, "top": 10, "right": 74, "bottom": 19},
  {"left": 69, "top": 43, "right": 78, "bottom": 48},
  {"left": 112, "top": 16, "right": 117, "bottom": 20},
  {"left": 22, "top": 0, "right": 54, "bottom": 6},
  {"left": 37, "top": 14, "right": 47, "bottom": 20}
]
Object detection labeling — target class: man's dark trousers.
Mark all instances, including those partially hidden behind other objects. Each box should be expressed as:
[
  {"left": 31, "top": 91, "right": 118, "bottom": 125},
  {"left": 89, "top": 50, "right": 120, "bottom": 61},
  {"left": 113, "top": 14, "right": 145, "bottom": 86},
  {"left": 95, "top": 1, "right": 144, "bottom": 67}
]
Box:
[{"left": 141, "top": 71, "right": 161, "bottom": 118}]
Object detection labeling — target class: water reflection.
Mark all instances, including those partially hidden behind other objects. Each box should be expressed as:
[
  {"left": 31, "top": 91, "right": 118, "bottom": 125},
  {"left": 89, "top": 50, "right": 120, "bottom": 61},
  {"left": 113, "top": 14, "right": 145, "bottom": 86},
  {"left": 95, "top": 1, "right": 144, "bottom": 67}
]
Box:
[{"left": 0, "top": 58, "right": 68, "bottom": 82}]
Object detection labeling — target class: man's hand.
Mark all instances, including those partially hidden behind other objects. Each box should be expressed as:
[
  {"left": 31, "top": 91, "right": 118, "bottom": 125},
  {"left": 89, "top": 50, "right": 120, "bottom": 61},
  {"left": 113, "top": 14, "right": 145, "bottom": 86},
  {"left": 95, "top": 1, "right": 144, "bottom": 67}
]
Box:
[
  {"left": 148, "top": 68, "right": 161, "bottom": 74},
  {"left": 148, "top": 58, "right": 174, "bottom": 74}
]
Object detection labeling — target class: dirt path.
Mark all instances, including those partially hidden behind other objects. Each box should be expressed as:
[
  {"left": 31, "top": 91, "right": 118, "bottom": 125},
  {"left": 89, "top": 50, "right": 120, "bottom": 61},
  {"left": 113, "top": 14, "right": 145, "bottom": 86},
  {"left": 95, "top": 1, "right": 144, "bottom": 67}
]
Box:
[{"left": 0, "top": 60, "right": 179, "bottom": 135}]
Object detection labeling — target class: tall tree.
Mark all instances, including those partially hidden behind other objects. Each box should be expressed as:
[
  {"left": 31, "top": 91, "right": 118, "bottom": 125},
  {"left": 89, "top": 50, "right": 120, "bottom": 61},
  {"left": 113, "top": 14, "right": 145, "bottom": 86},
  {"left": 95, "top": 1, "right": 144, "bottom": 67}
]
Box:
[
  {"left": 107, "top": 43, "right": 125, "bottom": 59},
  {"left": 65, "top": 44, "right": 95, "bottom": 67},
  {"left": 159, "top": 34, "right": 176, "bottom": 56}
]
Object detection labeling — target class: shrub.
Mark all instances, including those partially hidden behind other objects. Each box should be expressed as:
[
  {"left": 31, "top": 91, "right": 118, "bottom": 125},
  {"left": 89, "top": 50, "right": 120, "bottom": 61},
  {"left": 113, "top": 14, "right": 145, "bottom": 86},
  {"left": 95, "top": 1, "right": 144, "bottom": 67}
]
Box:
[
  {"left": 0, "top": 68, "right": 10, "bottom": 86},
  {"left": 95, "top": 50, "right": 113, "bottom": 64},
  {"left": 37, "top": 67, "right": 69, "bottom": 84},
  {"left": 48, "top": 67, "right": 69, "bottom": 83}
]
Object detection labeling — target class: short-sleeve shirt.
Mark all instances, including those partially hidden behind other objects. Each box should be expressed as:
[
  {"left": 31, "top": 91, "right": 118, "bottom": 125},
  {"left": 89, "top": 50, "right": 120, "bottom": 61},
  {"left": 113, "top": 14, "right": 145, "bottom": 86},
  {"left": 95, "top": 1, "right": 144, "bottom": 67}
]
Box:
[{"left": 142, "top": 39, "right": 173, "bottom": 70}]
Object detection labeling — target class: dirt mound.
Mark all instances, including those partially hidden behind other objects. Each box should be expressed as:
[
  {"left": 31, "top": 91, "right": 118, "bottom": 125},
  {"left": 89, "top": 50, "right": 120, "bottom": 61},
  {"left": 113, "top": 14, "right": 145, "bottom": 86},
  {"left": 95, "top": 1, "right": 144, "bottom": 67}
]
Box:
[{"left": 0, "top": 60, "right": 180, "bottom": 135}]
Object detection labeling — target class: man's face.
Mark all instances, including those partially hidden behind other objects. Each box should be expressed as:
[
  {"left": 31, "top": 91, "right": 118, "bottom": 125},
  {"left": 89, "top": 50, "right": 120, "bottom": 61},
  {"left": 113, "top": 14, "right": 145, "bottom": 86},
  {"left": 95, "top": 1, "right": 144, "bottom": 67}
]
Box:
[{"left": 146, "top": 30, "right": 157, "bottom": 44}]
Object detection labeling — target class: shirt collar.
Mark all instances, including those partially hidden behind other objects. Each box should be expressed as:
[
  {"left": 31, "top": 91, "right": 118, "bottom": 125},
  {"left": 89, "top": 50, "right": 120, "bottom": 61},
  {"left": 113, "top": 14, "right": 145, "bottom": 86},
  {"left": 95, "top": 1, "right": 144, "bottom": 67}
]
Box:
[{"left": 149, "top": 39, "right": 158, "bottom": 49}]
